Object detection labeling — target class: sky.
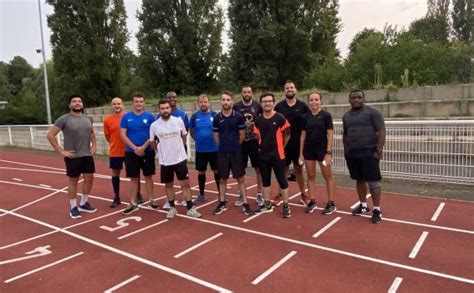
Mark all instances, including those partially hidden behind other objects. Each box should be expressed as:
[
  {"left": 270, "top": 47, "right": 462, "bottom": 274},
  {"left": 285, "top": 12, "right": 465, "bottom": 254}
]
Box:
[{"left": 0, "top": 0, "right": 427, "bottom": 68}]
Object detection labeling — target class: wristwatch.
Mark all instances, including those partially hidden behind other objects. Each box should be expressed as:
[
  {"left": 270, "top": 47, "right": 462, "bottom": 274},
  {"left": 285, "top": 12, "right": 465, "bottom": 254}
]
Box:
[{"left": 326, "top": 150, "right": 332, "bottom": 155}]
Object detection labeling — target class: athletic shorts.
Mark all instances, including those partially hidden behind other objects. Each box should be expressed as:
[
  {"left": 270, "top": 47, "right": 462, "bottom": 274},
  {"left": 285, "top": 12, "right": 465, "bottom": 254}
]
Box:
[
  {"left": 241, "top": 140, "right": 260, "bottom": 168},
  {"left": 125, "top": 151, "right": 156, "bottom": 178},
  {"left": 284, "top": 146, "right": 300, "bottom": 166},
  {"left": 345, "top": 148, "right": 382, "bottom": 181},
  {"left": 217, "top": 151, "right": 245, "bottom": 179},
  {"left": 109, "top": 157, "right": 125, "bottom": 170},
  {"left": 260, "top": 157, "right": 288, "bottom": 189},
  {"left": 64, "top": 156, "right": 95, "bottom": 178},
  {"left": 303, "top": 147, "right": 326, "bottom": 162},
  {"left": 195, "top": 152, "right": 218, "bottom": 172},
  {"left": 161, "top": 160, "right": 189, "bottom": 183}
]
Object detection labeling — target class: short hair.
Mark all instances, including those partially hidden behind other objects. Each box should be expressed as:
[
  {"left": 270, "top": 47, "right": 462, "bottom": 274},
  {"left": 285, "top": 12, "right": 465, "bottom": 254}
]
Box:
[
  {"left": 283, "top": 80, "right": 295, "bottom": 88},
  {"left": 68, "top": 94, "right": 83, "bottom": 104},
  {"left": 131, "top": 91, "right": 145, "bottom": 100},
  {"left": 241, "top": 85, "right": 252, "bottom": 91},
  {"left": 159, "top": 99, "right": 171, "bottom": 106},
  {"left": 308, "top": 91, "right": 323, "bottom": 100},
  {"left": 349, "top": 89, "right": 365, "bottom": 98},
  {"left": 260, "top": 91, "right": 275, "bottom": 103},
  {"left": 166, "top": 91, "right": 177, "bottom": 99},
  {"left": 198, "top": 94, "right": 208, "bottom": 101},
  {"left": 220, "top": 90, "right": 233, "bottom": 99}
]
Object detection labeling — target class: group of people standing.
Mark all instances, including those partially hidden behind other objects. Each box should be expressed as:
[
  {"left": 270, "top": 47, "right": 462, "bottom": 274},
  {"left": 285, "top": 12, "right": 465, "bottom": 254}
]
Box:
[{"left": 46, "top": 80, "right": 386, "bottom": 224}]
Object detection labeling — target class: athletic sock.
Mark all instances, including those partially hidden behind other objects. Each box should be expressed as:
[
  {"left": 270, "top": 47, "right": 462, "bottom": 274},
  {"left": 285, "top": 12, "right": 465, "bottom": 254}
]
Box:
[
  {"left": 214, "top": 173, "right": 220, "bottom": 192},
  {"left": 361, "top": 201, "right": 368, "bottom": 208},
  {"left": 198, "top": 174, "right": 206, "bottom": 195},
  {"left": 80, "top": 194, "right": 88, "bottom": 206},
  {"left": 112, "top": 176, "right": 120, "bottom": 198},
  {"left": 169, "top": 200, "right": 175, "bottom": 207},
  {"left": 186, "top": 200, "right": 193, "bottom": 210},
  {"left": 70, "top": 199, "right": 77, "bottom": 209}
]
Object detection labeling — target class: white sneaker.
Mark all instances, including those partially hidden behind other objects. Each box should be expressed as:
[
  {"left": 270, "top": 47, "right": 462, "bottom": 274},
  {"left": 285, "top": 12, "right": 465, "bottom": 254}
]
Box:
[
  {"left": 163, "top": 201, "right": 171, "bottom": 209},
  {"left": 166, "top": 207, "right": 177, "bottom": 219},
  {"left": 234, "top": 195, "right": 244, "bottom": 206},
  {"left": 186, "top": 207, "right": 202, "bottom": 218},
  {"left": 256, "top": 193, "right": 264, "bottom": 206},
  {"left": 181, "top": 199, "right": 187, "bottom": 206}
]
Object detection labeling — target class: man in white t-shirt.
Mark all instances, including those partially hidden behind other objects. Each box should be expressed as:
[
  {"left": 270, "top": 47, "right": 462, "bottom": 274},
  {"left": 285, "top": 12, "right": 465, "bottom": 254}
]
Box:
[{"left": 149, "top": 99, "right": 202, "bottom": 219}]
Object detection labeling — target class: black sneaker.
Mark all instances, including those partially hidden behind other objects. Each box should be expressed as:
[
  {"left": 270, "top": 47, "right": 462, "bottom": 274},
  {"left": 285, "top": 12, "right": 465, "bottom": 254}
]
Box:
[
  {"left": 322, "top": 202, "right": 337, "bottom": 215},
  {"left": 148, "top": 199, "right": 159, "bottom": 209},
  {"left": 242, "top": 204, "right": 254, "bottom": 216},
  {"left": 78, "top": 202, "right": 97, "bottom": 213},
  {"left": 371, "top": 209, "right": 382, "bottom": 224},
  {"left": 282, "top": 204, "right": 291, "bottom": 218},
  {"left": 122, "top": 204, "right": 138, "bottom": 215},
  {"left": 254, "top": 204, "right": 274, "bottom": 214},
  {"left": 212, "top": 201, "right": 227, "bottom": 215},
  {"left": 352, "top": 204, "right": 370, "bottom": 216},
  {"left": 69, "top": 207, "right": 81, "bottom": 219},
  {"left": 305, "top": 201, "right": 317, "bottom": 213},
  {"left": 110, "top": 198, "right": 121, "bottom": 208},
  {"left": 136, "top": 192, "right": 144, "bottom": 205}
]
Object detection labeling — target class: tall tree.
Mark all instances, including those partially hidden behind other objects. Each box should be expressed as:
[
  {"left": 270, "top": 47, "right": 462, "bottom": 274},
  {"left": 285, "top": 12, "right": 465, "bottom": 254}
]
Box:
[
  {"left": 452, "top": 0, "right": 473, "bottom": 43},
  {"left": 137, "top": 0, "right": 224, "bottom": 95},
  {"left": 227, "top": 0, "right": 340, "bottom": 90},
  {"left": 6, "top": 56, "right": 34, "bottom": 95},
  {"left": 410, "top": 0, "right": 450, "bottom": 45},
  {"left": 47, "top": 0, "right": 128, "bottom": 107}
]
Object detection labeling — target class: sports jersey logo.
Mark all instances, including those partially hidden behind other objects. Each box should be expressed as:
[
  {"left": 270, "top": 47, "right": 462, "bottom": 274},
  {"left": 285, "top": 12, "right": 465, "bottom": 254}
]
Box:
[
  {"left": 127, "top": 119, "right": 133, "bottom": 122},
  {"left": 244, "top": 113, "right": 253, "bottom": 122},
  {"left": 143, "top": 119, "right": 148, "bottom": 124},
  {"left": 210, "top": 117, "right": 214, "bottom": 121}
]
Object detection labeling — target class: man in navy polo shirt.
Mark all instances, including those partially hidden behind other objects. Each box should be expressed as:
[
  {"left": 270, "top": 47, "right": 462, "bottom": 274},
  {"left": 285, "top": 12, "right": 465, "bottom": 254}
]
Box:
[{"left": 212, "top": 91, "right": 253, "bottom": 216}]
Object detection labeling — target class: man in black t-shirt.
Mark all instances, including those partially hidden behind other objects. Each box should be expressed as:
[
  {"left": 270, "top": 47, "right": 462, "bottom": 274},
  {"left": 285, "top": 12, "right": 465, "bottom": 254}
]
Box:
[
  {"left": 343, "top": 90, "right": 386, "bottom": 224},
  {"left": 274, "top": 80, "right": 310, "bottom": 206}
]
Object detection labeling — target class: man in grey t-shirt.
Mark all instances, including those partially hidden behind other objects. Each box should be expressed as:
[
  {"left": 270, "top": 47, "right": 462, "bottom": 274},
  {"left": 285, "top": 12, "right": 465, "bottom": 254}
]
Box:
[
  {"left": 343, "top": 90, "right": 385, "bottom": 224},
  {"left": 47, "top": 95, "right": 97, "bottom": 219}
]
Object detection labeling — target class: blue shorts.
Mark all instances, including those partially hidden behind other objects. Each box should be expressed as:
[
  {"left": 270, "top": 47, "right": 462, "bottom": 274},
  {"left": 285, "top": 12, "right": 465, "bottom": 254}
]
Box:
[{"left": 109, "top": 157, "right": 124, "bottom": 170}]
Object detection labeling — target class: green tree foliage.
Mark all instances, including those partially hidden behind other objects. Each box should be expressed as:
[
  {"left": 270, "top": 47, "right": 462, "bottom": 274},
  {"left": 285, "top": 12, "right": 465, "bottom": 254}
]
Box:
[
  {"left": 0, "top": 62, "right": 14, "bottom": 101},
  {"left": 6, "top": 56, "right": 34, "bottom": 95},
  {"left": 452, "top": 0, "right": 473, "bottom": 43},
  {"left": 46, "top": 0, "right": 128, "bottom": 107},
  {"left": 137, "top": 0, "right": 224, "bottom": 95},
  {"left": 227, "top": 0, "right": 340, "bottom": 90},
  {"left": 348, "top": 28, "right": 383, "bottom": 54},
  {"left": 409, "top": 0, "right": 450, "bottom": 45}
]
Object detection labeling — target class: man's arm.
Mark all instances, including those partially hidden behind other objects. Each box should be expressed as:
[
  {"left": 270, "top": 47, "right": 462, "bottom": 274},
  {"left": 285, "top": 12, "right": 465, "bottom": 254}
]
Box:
[
  {"left": 239, "top": 129, "right": 245, "bottom": 144},
  {"left": 373, "top": 129, "right": 386, "bottom": 160},
  {"left": 213, "top": 132, "right": 219, "bottom": 145},
  {"left": 299, "top": 130, "right": 306, "bottom": 159},
  {"left": 283, "top": 128, "right": 290, "bottom": 148},
  {"left": 46, "top": 126, "right": 74, "bottom": 158},
  {"left": 90, "top": 128, "right": 97, "bottom": 155}
]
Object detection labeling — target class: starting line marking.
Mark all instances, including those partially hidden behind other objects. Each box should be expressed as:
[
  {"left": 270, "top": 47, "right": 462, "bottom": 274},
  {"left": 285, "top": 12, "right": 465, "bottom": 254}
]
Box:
[
  {"left": 104, "top": 275, "right": 141, "bottom": 292},
  {"left": 350, "top": 194, "right": 372, "bottom": 210},
  {"left": 39, "top": 184, "right": 51, "bottom": 188},
  {"left": 409, "top": 231, "right": 429, "bottom": 259},
  {"left": 430, "top": 203, "right": 446, "bottom": 222},
  {"left": 4, "top": 251, "right": 84, "bottom": 284},
  {"left": 251, "top": 251, "right": 297, "bottom": 285},
  {"left": 12, "top": 178, "right": 23, "bottom": 182},
  {"left": 118, "top": 219, "right": 169, "bottom": 240},
  {"left": 312, "top": 217, "right": 342, "bottom": 238},
  {"left": 174, "top": 232, "right": 223, "bottom": 259},
  {"left": 388, "top": 277, "right": 403, "bottom": 292}
]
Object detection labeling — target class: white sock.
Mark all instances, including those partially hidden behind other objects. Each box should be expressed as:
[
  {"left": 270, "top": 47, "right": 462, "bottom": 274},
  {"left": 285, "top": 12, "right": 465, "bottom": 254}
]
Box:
[
  {"left": 373, "top": 206, "right": 380, "bottom": 211},
  {"left": 70, "top": 199, "right": 77, "bottom": 209},
  {"left": 361, "top": 202, "right": 368, "bottom": 208},
  {"left": 80, "top": 194, "right": 88, "bottom": 206}
]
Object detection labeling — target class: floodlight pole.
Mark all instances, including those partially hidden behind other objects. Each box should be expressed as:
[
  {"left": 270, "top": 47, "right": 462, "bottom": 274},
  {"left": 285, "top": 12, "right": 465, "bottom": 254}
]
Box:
[{"left": 37, "top": 0, "right": 52, "bottom": 124}]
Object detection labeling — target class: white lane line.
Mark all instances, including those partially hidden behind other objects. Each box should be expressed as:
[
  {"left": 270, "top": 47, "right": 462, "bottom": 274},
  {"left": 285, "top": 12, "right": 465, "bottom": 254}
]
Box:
[
  {"left": 12, "top": 178, "right": 23, "bottom": 182},
  {"left": 3, "top": 252, "right": 84, "bottom": 283},
  {"left": 174, "top": 233, "right": 223, "bottom": 259},
  {"left": 242, "top": 212, "right": 263, "bottom": 223},
  {"left": 350, "top": 194, "right": 372, "bottom": 209},
  {"left": 39, "top": 184, "right": 51, "bottom": 188},
  {"left": 104, "top": 275, "right": 141, "bottom": 292},
  {"left": 0, "top": 230, "right": 59, "bottom": 250},
  {"left": 251, "top": 251, "right": 297, "bottom": 285},
  {"left": 118, "top": 219, "right": 169, "bottom": 240},
  {"left": 312, "top": 217, "right": 342, "bottom": 238},
  {"left": 196, "top": 199, "right": 218, "bottom": 210},
  {"left": 6, "top": 210, "right": 231, "bottom": 292},
  {"left": 409, "top": 231, "right": 429, "bottom": 259},
  {"left": 288, "top": 189, "right": 308, "bottom": 200},
  {"left": 387, "top": 277, "right": 403, "bottom": 293},
  {"left": 246, "top": 184, "right": 257, "bottom": 190},
  {"left": 430, "top": 203, "right": 446, "bottom": 222}
]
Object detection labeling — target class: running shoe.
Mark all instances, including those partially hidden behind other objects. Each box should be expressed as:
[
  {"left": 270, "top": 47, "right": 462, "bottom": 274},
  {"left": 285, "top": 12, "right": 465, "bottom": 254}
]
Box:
[
  {"left": 305, "top": 201, "right": 317, "bottom": 213},
  {"left": 212, "top": 201, "right": 227, "bottom": 215},
  {"left": 300, "top": 193, "right": 310, "bottom": 206},
  {"left": 272, "top": 194, "right": 283, "bottom": 206},
  {"left": 195, "top": 194, "right": 206, "bottom": 203},
  {"left": 149, "top": 199, "right": 159, "bottom": 209},
  {"left": 234, "top": 195, "right": 244, "bottom": 206},
  {"left": 254, "top": 203, "right": 274, "bottom": 214},
  {"left": 322, "top": 202, "right": 337, "bottom": 215},
  {"left": 162, "top": 201, "right": 171, "bottom": 209},
  {"left": 78, "top": 202, "right": 97, "bottom": 213},
  {"left": 242, "top": 203, "right": 254, "bottom": 216},
  {"left": 352, "top": 204, "right": 370, "bottom": 216},
  {"left": 256, "top": 193, "right": 264, "bottom": 206},
  {"left": 69, "top": 207, "right": 81, "bottom": 219},
  {"left": 371, "top": 209, "right": 382, "bottom": 224},
  {"left": 166, "top": 207, "right": 177, "bottom": 219},
  {"left": 282, "top": 204, "right": 291, "bottom": 218},
  {"left": 110, "top": 198, "right": 121, "bottom": 208},
  {"left": 186, "top": 207, "right": 202, "bottom": 218},
  {"left": 136, "top": 192, "right": 144, "bottom": 204},
  {"left": 122, "top": 204, "right": 138, "bottom": 215}
]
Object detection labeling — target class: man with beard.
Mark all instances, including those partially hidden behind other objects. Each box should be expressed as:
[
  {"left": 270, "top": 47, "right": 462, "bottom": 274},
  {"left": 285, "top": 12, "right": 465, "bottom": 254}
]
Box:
[
  {"left": 47, "top": 95, "right": 97, "bottom": 219},
  {"left": 120, "top": 92, "right": 158, "bottom": 214},
  {"left": 274, "top": 80, "right": 310, "bottom": 206},
  {"left": 189, "top": 94, "right": 220, "bottom": 203},
  {"left": 212, "top": 91, "right": 254, "bottom": 216},
  {"left": 343, "top": 90, "right": 385, "bottom": 224},
  {"left": 233, "top": 85, "right": 264, "bottom": 207},
  {"left": 149, "top": 99, "right": 202, "bottom": 219},
  {"left": 254, "top": 92, "right": 292, "bottom": 218}
]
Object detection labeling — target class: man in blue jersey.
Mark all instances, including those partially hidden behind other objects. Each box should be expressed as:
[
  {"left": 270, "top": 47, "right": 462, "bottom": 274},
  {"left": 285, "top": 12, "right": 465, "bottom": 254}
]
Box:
[
  {"left": 120, "top": 92, "right": 158, "bottom": 214},
  {"left": 189, "top": 94, "right": 220, "bottom": 203},
  {"left": 212, "top": 91, "right": 254, "bottom": 216}
]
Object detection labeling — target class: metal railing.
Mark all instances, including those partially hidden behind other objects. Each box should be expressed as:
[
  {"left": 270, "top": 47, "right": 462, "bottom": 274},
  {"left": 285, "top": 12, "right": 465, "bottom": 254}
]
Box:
[{"left": 0, "top": 120, "right": 472, "bottom": 185}]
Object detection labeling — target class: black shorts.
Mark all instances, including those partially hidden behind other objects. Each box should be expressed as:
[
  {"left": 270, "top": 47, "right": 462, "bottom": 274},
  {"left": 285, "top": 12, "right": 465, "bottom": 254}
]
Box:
[
  {"left": 284, "top": 147, "right": 299, "bottom": 166},
  {"left": 260, "top": 157, "right": 288, "bottom": 189},
  {"left": 109, "top": 157, "right": 124, "bottom": 170},
  {"left": 161, "top": 160, "right": 189, "bottom": 183},
  {"left": 303, "top": 148, "right": 326, "bottom": 162},
  {"left": 217, "top": 151, "right": 245, "bottom": 179},
  {"left": 125, "top": 151, "right": 156, "bottom": 178},
  {"left": 195, "top": 152, "right": 218, "bottom": 172},
  {"left": 241, "top": 140, "right": 260, "bottom": 168},
  {"left": 345, "top": 148, "right": 382, "bottom": 181},
  {"left": 64, "top": 156, "right": 95, "bottom": 178}
]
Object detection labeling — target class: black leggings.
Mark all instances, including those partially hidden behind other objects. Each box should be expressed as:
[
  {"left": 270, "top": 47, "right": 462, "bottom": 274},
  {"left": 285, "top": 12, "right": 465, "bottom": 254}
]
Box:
[{"left": 260, "top": 158, "right": 288, "bottom": 189}]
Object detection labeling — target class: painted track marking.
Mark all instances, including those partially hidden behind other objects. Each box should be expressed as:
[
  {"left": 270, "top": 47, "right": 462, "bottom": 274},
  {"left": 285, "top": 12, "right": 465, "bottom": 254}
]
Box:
[
  {"left": 431, "top": 203, "right": 445, "bottom": 222},
  {"left": 104, "top": 275, "right": 141, "bottom": 292},
  {"left": 388, "top": 277, "right": 403, "bottom": 292},
  {"left": 12, "top": 177, "right": 22, "bottom": 182},
  {"left": 118, "top": 219, "right": 169, "bottom": 240},
  {"left": 409, "top": 231, "right": 429, "bottom": 259},
  {"left": 174, "top": 233, "right": 223, "bottom": 258},
  {"left": 251, "top": 251, "right": 297, "bottom": 285},
  {"left": 350, "top": 194, "right": 372, "bottom": 209},
  {"left": 312, "top": 217, "right": 342, "bottom": 238}
]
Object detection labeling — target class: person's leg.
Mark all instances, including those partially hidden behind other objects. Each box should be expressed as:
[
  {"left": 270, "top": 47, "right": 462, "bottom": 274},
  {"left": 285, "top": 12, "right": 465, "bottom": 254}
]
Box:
[
  {"left": 356, "top": 180, "right": 368, "bottom": 202},
  {"left": 236, "top": 176, "right": 247, "bottom": 203},
  {"left": 273, "top": 159, "right": 291, "bottom": 218},
  {"left": 111, "top": 168, "right": 121, "bottom": 200},
  {"left": 144, "top": 175, "right": 154, "bottom": 203},
  {"left": 294, "top": 163, "right": 305, "bottom": 195},
  {"left": 320, "top": 162, "right": 336, "bottom": 202},
  {"left": 305, "top": 160, "right": 317, "bottom": 200}
]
